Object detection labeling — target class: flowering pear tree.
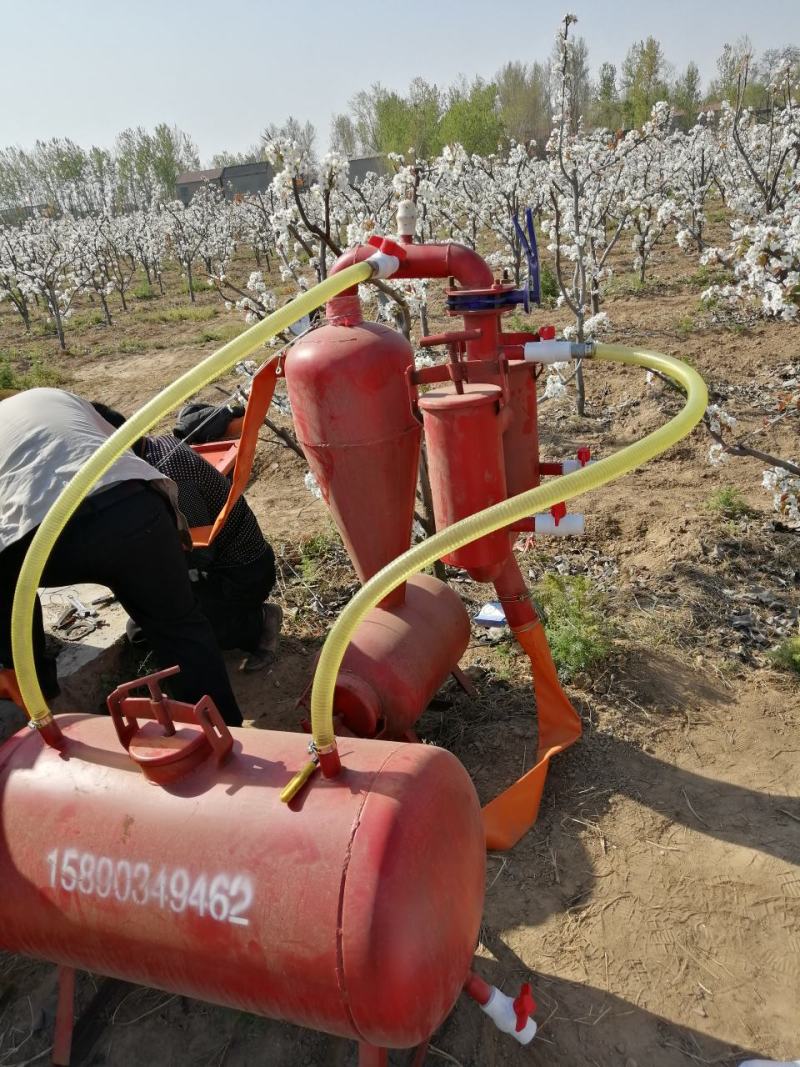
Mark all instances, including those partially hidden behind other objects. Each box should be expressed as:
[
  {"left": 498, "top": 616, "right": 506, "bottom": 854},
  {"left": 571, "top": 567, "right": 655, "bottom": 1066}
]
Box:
[{"left": 702, "top": 61, "right": 800, "bottom": 319}]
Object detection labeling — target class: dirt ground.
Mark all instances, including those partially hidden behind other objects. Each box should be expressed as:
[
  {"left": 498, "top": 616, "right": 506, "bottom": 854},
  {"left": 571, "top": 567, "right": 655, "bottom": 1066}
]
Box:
[{"left": 0, "top": 234, "right": 798, "bottom": 1066}]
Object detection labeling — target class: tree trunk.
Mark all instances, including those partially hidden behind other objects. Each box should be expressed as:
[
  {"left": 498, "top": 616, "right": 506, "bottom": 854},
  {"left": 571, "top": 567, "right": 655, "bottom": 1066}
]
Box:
[
  {"left": 50, "top": 291, "right": 66, "bottom": 351},
  {"left": 99, "top": 290, "right": 113, "bottom": 326},
  {"left": 119, "top": 286, "right": 128, "bottom": 312},
  {"left": 187, "top": 261, "right": 195, "bottom": 303},
  {"left": 575, "top": 363, "right": 586, "bottom": 416}
]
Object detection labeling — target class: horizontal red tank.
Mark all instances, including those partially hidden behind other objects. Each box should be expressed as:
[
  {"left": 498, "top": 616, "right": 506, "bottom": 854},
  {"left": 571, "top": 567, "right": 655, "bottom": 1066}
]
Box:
[
  {"left": 332, "top": 573, "right": 470, "bottom": 739},
  {"left": 418, "top": 384, "right": 511, "bottom": 582},
  {"left": 0, "top": 714, "right": 485, "bottom": 1048}
]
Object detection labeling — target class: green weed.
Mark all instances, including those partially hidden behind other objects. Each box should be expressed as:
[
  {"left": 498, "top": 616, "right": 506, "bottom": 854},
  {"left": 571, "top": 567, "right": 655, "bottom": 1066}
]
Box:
[
  {"left": 132, "top": 280, "right": 156, "bottom": 300},
  {"left": 533, "top": 573, "right": 612, "bottom": 680},
  {"left": 299, "top": 532, "right": 340, "bottom": 581},
  {"left": 0, "top": 356, "right": 65, "bottom": 390},
  {"left": 137, "top": 305, "right": 218, "bottom": 325},
  {"left": 707, "top": 486, "right": 754, "bottom": 520},
  {"left": 768, "top": 637, "right": 800, "bottom": 677}
]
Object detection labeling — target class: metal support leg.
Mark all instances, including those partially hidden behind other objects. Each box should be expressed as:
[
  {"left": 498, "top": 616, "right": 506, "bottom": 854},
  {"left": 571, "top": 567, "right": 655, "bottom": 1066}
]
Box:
[
  {"left": 410, "top": 1040, "right": 430, "bottom": 1066},
  {"left": 358, "top": 1043, "right": 389, "bottom": 1067},
  {"left": 451, "top": 665, "right": 478, "bottom": 698},
  {"left": 52, "top": 966, "right": 76, "bottom": 1066}
]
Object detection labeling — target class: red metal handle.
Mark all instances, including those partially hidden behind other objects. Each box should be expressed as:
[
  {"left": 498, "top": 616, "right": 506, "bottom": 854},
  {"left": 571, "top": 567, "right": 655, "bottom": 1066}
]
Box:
[
  {"left": 366, "top": 234, "right": 408, "bottom": 260},
  {"left": 107, "top": 666, "right": 233, "bottom": 764}
]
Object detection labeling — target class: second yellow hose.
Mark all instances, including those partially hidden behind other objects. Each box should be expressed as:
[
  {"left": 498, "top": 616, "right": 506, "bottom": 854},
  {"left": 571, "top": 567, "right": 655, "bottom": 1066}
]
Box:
[
  {"left": 305, "top": 343, "right": 706, "bottom": 761},
  {"left": 11, "top": 261, "right": 373, "bottom": 725}
]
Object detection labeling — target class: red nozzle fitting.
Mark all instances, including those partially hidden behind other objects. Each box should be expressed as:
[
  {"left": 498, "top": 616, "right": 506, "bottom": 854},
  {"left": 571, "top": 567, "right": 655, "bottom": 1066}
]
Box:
[
  {"left": 366, "top": 234, "right": 408, "bottom": 261},
  {"left": 550, "top": 502, "right": 567, "bottom": 527},
  {"left": 539, "top": 324, "right": 556, "bottom": 340},
  {"left": 513, "top": 983, "right": 536, "bottom": 1033},
  {"left": 577, "top": 446, "right": 591, "bottom": 466}
]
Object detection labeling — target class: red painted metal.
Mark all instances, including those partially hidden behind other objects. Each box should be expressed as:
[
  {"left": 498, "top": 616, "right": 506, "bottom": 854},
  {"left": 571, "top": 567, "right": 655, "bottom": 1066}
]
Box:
[
  {"left": 332, "top": 574, "right": 470, "bottom": 740},
  {"left": 189, "top": 440, "right": 238, "bottom": 476},
  {"left": 285, "top": 314, "right": 420, "bottom": 610},
  {"left": 418, "top": 384, "right": 511, "bottom": 582},
  {"left": 52, "top": 965, "right": 75, "bottom": 1066},
  {"left": 0, "top": 714, "right": 485, "bottom": 1049},
  {"left": 503, "top": 360, "right": 541, "bottom": 496}
]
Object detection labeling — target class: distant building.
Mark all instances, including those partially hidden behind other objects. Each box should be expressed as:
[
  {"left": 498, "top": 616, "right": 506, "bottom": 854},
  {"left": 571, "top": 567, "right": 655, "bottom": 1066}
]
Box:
[
  {"left": 221, "top": 162, "right": 274, "bottom": 199},
  {"left": 347, "top": 155, "right": 389, "bottom": 184},
  {"left": 176, "top": 162, "right": 275, "bottom": 204},
  {"left": 175, "top": 168, "right": 223, "bottom": 206},
  {"left": 176, "top": 156, "right": 388, "bottom": 204}
]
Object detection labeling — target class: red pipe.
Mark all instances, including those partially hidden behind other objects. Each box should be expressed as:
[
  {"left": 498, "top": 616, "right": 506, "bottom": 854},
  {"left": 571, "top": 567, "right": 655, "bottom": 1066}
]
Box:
[
  {"left": 330, "top": 242, "right": 494, "bottom": 291},
  {"left": 463, "top": 971, "right": 492, "bottom": 1006}
]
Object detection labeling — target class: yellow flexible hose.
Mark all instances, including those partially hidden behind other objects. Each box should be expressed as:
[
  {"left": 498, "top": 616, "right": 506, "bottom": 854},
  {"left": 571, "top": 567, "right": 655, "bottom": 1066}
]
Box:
[
  {"left": 282, "top": 344, "right": 706, "bottom": 799},
  {"left": 11, "top": 261, "right": 373, "bottom": 725}
]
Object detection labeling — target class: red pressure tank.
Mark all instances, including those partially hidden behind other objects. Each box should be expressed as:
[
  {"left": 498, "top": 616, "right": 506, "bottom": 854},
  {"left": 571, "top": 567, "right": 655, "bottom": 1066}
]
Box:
[
  {"left": 418, "top": 384, "right": 512, "bottom": 582},
  {"left": 286, "top": 298, "right": 421, "bottom": 609},
  {"left": 0, "top": 712, "right": 485, "bottom": 1049},
  {"left": 332, "top": 573, "right": 470, "bottom": 739},
  {"left": 503, "top": 360, "right": 541, "bottom": 495}
]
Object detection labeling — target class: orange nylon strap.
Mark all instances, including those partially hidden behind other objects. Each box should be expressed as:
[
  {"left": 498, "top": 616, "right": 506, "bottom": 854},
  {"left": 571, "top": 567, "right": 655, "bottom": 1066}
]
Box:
[{"left": 191, "top": 361, "right": 279, "bottom": 548}]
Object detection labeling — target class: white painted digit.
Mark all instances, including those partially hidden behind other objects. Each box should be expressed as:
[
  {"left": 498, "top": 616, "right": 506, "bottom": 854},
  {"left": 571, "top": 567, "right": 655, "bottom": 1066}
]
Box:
[
  {"left": 96, "top": 857, "right": 113, "bottom": 898},
  {"left": 228, "top": 875, "right": 253, "bottom": 927},
  {"left": 60, "top": 849, "right": 79, "bottom": 892},
  {"left": 132, "top": 862, "right": 150, "bottom": 905},
  {"left": 78, "top": 852, "right": 96, "bottom": 894},
  {"left": 47, "top": 848, "right": 58, "bottom": 889},
  {"left": 114, "top": 860, "right": 131, "bottom": 902},
  {"left": 149, "top": 867, "right": 167, "bottom": 908},
  {"left": 208, "top": 874, "right": 230, "bottom": 921},
  {"left": 188, "top": 874, "right": 207, "bottom": 916},
  {"left": 169, "top": 869, "right": 190, "bottom": 913}
]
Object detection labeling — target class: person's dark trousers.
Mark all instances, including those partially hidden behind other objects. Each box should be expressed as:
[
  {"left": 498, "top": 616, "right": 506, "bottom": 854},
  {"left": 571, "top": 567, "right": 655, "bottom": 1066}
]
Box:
[
  {"left": 193, "top": 547, "right": 276, "bottom": 653},
  {"left": 0, "top": 482, "right": 242, "bottom": 726}
]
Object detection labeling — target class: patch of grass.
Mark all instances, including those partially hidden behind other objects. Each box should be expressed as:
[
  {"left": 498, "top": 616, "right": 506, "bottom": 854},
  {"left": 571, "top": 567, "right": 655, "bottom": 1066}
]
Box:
[
  {"left": 69, "top": 309, "right": 107, "bottom": 330},
  {"left": 181, "top": 276, "right": 214, "bottom": 296},
  {"left": 137, "top": 305, "right": 218, "bottom": 325},
  {"left": 0, "top": 355, "right": 65, "bottom": 390},
  {"left": 768, "top": 637, "right": 800, "bottom": 676},
  {"left": 688, "top": 264, "right": 734, "bottom": 290},
  {"left": 94, "top": 337, "right": 150, "bottom": 356},
  {"left": 299, "top": 532, "right": 340, "bottom": 581},
  {"left": 707, "top": 486, "right": 754, "bottom": 520},
  {"left": 195, "top": 322, "right": 243, "bottom": 345},
  {"left": 676, "top": 314, "right": 697, "bottom": 337},
  {"left": 533, "top": 573, "right": 612, "bottom": 681},
  {"left": 132, "top": 280, "right": 156, "bottom": 300}
]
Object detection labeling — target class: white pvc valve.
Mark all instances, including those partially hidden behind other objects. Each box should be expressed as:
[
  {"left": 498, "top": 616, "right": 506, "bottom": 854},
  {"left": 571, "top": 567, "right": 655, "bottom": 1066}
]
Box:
[
  {"left": 366, "top": 250, "right": 401, "bottom": 279},
  {"left": 560, "top": 458, "right": 594, "bottom": 474},
  {"left": 479, "top": 987, "right": 537, "bottom": 1045},
  {"left": 396, "top": 199, "right": 417, "bottom": 238},
  {"left": 523, "top": 339, "right": 573, "bottom": 364},
  {"left": 523, "top": 340, "right": 594, "bottom": 363},
  {"left": 533, "top": 512, "right": 585, "bottom": 535}
]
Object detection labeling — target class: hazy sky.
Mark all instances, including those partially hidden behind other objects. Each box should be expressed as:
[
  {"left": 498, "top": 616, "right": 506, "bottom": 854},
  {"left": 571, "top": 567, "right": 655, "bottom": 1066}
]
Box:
[{"left": 1, "top": 0, "right": 798, "bottom": 163}]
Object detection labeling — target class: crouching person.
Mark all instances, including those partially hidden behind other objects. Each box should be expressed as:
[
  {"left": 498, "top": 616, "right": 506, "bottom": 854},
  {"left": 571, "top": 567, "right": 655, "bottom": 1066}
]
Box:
[{"left": 92, "top": 403, "right": 282, "bottom": 672}]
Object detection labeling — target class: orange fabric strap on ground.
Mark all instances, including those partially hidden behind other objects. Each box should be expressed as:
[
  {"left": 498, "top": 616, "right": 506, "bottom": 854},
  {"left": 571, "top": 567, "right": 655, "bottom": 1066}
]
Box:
[{"left": 190, "top": 361, "right": 278, "bottom": 548}]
